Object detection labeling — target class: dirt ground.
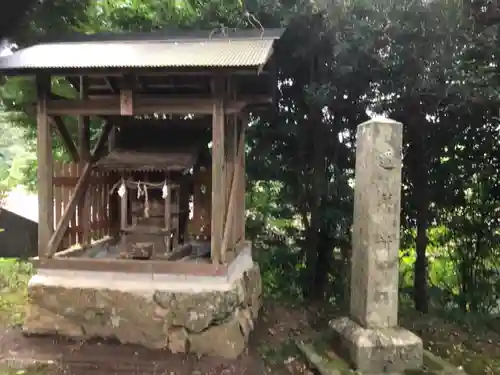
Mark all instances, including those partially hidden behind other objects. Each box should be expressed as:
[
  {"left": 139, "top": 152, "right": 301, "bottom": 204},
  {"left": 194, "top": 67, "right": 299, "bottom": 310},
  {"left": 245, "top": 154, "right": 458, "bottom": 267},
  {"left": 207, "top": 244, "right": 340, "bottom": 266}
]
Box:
[
  {"left": 400, "top": 310, "right": 500, "bottom": 375},
  {"left": 1, "top": 301, "right": 500, "bottom": 375},
  {"left": 0, "top": 302, "right": 318, "bottom": 375},
  {"left": 0, "top": 329, "right": 265, "bottom": 375}
]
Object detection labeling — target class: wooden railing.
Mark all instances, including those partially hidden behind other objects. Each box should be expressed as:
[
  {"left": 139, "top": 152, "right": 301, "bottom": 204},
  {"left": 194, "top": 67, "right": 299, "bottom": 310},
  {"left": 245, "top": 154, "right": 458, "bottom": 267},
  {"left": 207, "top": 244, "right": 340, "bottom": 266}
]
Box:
[{"left": 53, "top": 161, "right": 112, "bottom": 250}]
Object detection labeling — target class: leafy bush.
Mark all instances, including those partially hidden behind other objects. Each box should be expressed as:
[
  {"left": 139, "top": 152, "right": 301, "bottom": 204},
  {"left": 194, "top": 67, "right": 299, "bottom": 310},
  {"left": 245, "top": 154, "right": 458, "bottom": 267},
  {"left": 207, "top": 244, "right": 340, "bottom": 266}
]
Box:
[{"left": 0, "top": 258, "right": 33, "bottom": 326}]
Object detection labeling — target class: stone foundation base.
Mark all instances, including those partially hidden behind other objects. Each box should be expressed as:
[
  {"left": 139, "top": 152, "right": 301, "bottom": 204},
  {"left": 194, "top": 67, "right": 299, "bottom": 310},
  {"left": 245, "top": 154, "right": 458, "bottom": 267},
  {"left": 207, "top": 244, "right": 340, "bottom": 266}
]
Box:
[
  {"left": 23, "top": 257, "right": 262, "bottom": 359},
  {"left": 329, "top": 317, "right": 423, "bottom": 373}
]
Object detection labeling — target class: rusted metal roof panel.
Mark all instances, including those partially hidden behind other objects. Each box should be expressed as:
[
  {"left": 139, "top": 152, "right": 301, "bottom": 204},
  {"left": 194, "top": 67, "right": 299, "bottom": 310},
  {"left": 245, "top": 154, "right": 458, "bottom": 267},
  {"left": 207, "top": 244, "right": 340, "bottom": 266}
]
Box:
[{"left": 0, "top": 30, "right": 283, "bottom": 71}]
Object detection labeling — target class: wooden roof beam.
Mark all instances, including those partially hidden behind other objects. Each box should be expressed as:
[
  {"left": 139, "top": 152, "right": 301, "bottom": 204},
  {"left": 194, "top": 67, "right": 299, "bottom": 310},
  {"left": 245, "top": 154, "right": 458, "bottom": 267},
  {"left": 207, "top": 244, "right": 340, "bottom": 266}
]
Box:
[
  {"left": 68, "top": 75, "right": 118, "bottom": 95},
  {"left": 49, "top": 116, "right": 80, "bottom": 162},
  {"left": 104, "top": 76, "right": 119, "bottom": 93},
  {"left": 45, "top": 95, "right": 272, "bottom": 116},
  {"left": 44, "top": 69, "right": 271, "bottom": 78}
]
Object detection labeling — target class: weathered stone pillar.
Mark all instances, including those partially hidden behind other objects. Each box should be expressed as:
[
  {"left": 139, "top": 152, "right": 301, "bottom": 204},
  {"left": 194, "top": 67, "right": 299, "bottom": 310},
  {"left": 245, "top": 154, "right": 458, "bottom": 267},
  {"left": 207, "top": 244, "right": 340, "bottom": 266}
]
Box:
[{"left": 330, "top": 118, "right": 423, "bottom": 373}]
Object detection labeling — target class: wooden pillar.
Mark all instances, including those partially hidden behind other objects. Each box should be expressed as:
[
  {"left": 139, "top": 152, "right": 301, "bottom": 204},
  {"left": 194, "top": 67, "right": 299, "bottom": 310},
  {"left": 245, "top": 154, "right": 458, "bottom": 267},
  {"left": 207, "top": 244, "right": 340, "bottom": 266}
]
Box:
[
  {"left": 78, "top": 76, "right": 91, "bottom": 245},
  {"left": 226, "top": 79, "right": 238, "bottom": 253},
  {"left": 226, "top": 114, "right": 237, "bottom": 253},
  {"left": 221, "top": 113, "right": 245, "bottom": 260},
  {"left": 36, "top": 74, "right": 54, "bottom": 258},
  {"left": 109, "top": 173, "right": 121, "bottom": 239},
  {"left": 233, "top": 116, "right": 246, "bottom": 244},
  {"left": 108, "top": 125, "right": 116, "bottom": 152},
  {"left": 164, "top": 179, "right": 172, "bottom": 252},
  {"left": 172, "top": 185, "right": 180, "bottom": 249},
  {"left": 120, "top": 176, "right": 128, "bottom": 251},
  {"left": 238, "top": 118, "right": 246, "bottom": 242},
  {"left": 108, "top": 119, "right": 120, "bottom": 239},
  {"left": 188, "top": 165, "right": 212, "bottom": 240},
  {"left": 211, "top": 76, "right": 226, "bottom": 264}
]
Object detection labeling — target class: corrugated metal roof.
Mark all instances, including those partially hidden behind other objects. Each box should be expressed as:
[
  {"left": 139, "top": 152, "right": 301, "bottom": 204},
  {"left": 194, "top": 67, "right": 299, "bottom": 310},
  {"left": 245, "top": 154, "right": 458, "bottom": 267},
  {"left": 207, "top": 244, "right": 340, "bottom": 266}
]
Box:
[
  {"left": 44, "top": 28, "right": 284, "bottom": 43},
  {"left": 0, "top": 29, "right": 283, "bottom": 71}
]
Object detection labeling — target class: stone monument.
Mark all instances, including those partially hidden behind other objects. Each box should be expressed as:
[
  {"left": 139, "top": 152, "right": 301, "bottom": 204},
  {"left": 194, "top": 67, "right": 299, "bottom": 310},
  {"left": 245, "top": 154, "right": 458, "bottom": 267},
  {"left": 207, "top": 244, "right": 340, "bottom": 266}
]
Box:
[{"left": 329, "top": 118, "right": 423, "bottom": 373}]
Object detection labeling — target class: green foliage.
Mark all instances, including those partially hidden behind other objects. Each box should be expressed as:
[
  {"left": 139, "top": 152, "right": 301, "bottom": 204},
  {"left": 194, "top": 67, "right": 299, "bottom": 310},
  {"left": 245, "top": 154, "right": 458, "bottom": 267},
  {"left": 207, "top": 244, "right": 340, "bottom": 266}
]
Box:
[
  {"left": 0, "top": 112, "right": 35, "bottom": 192},
  {"left": 0, "top": 258, "right": 33, "bottom": 327}
]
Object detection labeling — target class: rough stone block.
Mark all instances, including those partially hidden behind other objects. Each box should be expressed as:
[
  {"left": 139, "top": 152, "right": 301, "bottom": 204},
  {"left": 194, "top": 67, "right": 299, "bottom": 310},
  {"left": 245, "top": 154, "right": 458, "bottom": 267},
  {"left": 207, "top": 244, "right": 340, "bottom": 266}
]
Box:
[
  {"left": 350, "top": 118, "right": 404, "bottom": 329},
  {"left": 295, "top": 332, "right": 467, "bottom": 375},
  {"left": 168, "top": 327, "right": 189, "bottom": 354},
  {"left": 189, "top": 314, "right": 247, "bottom": 359},
  {"left": 23, "top": 263, "right": 263, "bottom": 359},
  {"left": 329, "top": 317, "right": 423, "bottom": 373}
]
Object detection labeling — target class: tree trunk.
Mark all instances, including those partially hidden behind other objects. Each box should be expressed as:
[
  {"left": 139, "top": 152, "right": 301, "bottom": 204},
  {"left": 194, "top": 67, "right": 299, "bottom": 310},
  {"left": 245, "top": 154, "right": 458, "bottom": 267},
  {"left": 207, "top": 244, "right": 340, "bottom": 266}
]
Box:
[
  {"left": 304, "top": 103, "right": 327, "bottom": 300},
  {"left": 303, "top": 226, "right": 320, "bottom": 299},
  {"left": 311, "top": 231, "right": 332, "bottom": 300},
  {"left": 413, "top": 142, "right": 430, "bottom": 314},
  {"left": 458, "top": 255, "right": 470, "bottom": 312},
  {"left": 414, "top": 204, "right": 429, "bottom": 313},
  {"left": 340, "top": 241, "right": 351, "bottom": 311}
]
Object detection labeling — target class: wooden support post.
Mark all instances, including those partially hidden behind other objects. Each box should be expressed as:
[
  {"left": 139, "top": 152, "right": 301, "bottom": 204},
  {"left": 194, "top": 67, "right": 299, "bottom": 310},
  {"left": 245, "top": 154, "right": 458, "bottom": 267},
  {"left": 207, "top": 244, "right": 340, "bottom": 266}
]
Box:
[
  {"left": 226, "top": 80, "right": 237, "bottom": 234},
  {"left": 231, "top": 115, "right": 239, "bottom": 246},
  {"left": 78, "top": 76, "right": 91, "bottom": 246},
  {"left": 221, "top": 158, "right": 238, "bottom": 261},
  {"left": 50, "top": 116, "right": 80, "bottom": 162},
  {"left": 78, "top": 77, "right": 91, "bottom": 161},
  {"left": 120, "top": 89, "right": 134, "bottom": 116},
  {"left": 120, "top": 176, "right": 128, "bottom": 253},
  {"left": 221, "top": 116, "right": 245, "bottom": 261},
  {"left": 109, "top": 173, "right": 120, "bottom": 239},
  {"left": 36, "top": 74, "right": 53, "bottom": 258},
  {"left": 211, "top": 76, "right": 226, "bottom": 264},
  {"left": 188, "top": 165, "right": 212, "bottom": 240},
  {"left": 172, "top": 185, "right": 180, "bottom": 250},
  {"left": 108, "top": 125, "right": 116, "bottom": 152},
  {"left": 164, "top": 180, "right": 172, "bottom": 252},
  {"left": 121, "top": 74, "right": 135, "bottom": 117},
  {"left": 238, "top": 118, "right": 247, "bottom": 242},
  {"left": 220, "top": 113, "right": 238, "bottom": 262}
]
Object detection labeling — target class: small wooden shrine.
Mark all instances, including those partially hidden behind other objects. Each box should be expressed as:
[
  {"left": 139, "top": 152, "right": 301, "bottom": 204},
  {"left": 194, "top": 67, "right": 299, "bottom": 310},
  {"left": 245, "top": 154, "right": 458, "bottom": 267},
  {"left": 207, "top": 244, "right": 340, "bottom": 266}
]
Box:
[
  {"left": 97, "top": 119, "right": 213, "bottom": 260},
  {"left": 0, "top": 29, "right": 282, "bottom": 269},
  {"left": 0, "top": 29, "right": 282, "bottom": 358}
]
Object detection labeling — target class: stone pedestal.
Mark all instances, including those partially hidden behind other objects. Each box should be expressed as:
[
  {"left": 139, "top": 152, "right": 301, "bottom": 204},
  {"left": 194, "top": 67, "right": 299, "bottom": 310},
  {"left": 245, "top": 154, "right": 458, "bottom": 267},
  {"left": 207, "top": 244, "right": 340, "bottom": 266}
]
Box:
[
  {"left": 330, "top": 318, "right": 422, "bottom": 373},
  {"left": 23, "top": 247, "right": 262, "bottom": 359},
  {"left": 330, "top": 119, "right": 423, "bottom": 373}
]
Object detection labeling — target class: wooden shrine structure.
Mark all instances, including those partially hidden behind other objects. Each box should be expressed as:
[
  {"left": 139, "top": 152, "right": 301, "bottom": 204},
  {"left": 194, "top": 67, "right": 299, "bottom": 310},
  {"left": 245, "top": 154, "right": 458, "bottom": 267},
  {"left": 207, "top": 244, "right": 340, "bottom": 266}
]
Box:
[{"left": 0, "top": 29, "right": 283, "bottom": 275}]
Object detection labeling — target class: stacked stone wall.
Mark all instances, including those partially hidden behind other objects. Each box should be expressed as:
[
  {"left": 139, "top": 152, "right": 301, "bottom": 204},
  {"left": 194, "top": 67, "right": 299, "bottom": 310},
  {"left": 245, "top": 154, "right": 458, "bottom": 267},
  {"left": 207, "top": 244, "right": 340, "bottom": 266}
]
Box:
[{"left": 24, "top": 264, "right": 262, "bottom": 359}]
